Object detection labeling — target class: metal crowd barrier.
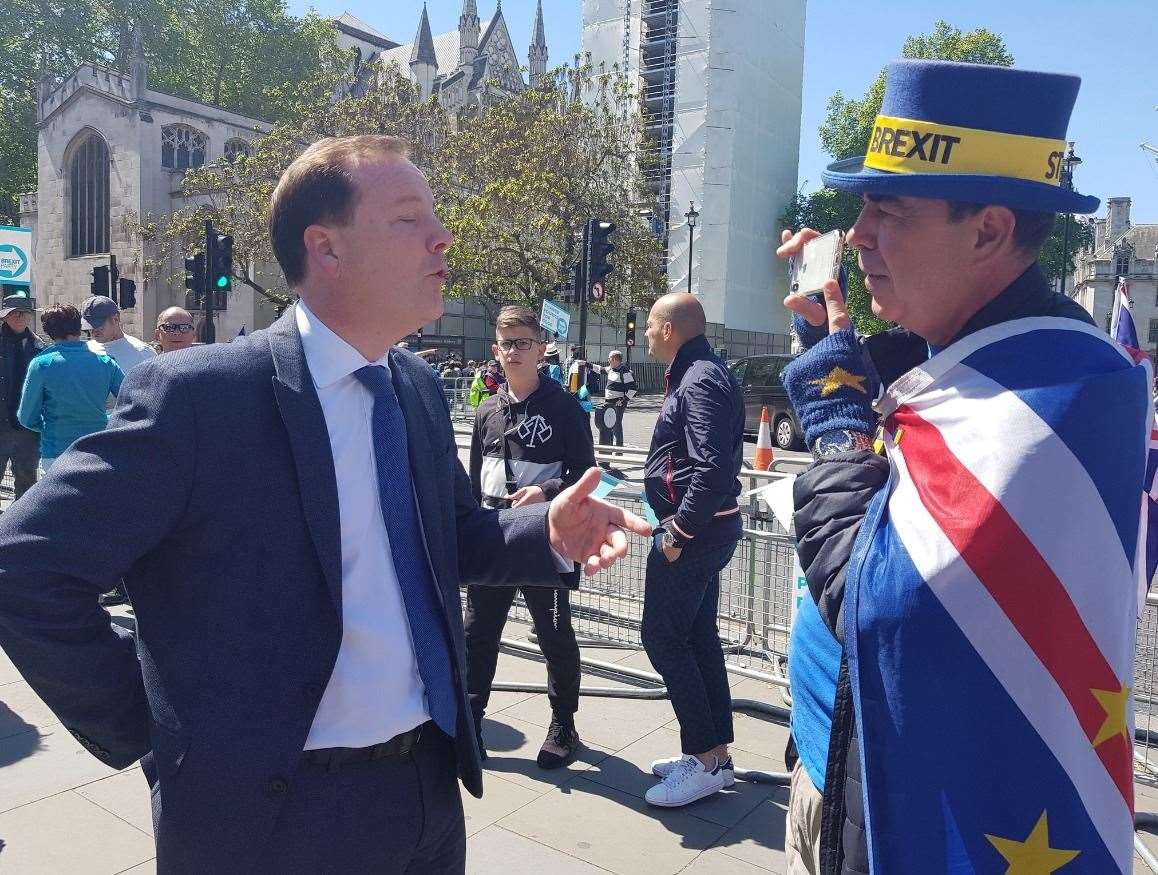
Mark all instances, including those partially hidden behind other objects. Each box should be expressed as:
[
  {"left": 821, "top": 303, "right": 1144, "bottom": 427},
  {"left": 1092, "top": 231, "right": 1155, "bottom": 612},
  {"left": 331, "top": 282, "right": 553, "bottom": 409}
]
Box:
[
  {"left": 441, "top": 375, "right": 475, "bottom": 423},
  {"left": 0, "top": 465, "right": 14, "bottom": 510},
  {"left": 451, "top": 435, "right": 802, "bottom": 693}
]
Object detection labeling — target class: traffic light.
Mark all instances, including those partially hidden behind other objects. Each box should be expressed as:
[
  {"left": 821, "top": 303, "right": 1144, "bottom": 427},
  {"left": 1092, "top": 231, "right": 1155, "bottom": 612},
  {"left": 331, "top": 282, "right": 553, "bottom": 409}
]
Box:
[
  {"left": 118, "top": 278, "right": 137, "bottom": 310},
  {"left": 563, "top": 259, "right": 582, "bottom": 305},
  {"left": 625, "top": 310, "right": 637, "bottom": 347},
  {"left": 210, "top": 234, "right": 233, "bottom": 293},
  {"left": 586, "top": 220, "right": 616, "bottom": 302},
  {"left": 91, "top": 265, "right": 110, "bottom": 297},
  {"left": 184, "top": 254, "right": 205, "bottom": 309}
]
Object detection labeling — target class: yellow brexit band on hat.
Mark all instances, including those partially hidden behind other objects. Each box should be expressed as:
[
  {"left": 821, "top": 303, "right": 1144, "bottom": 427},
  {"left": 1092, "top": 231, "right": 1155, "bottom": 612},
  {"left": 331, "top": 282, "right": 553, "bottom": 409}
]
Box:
[{"left": 862, "top": 114, "right": 1068, "bottom": 187}]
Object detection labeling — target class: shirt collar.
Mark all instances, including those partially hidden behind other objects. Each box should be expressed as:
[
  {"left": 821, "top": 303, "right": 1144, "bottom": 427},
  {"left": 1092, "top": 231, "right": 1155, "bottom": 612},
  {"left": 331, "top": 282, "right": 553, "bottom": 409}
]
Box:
[{"left": 295, "top": 300, "right": 390, "bottom": 390}]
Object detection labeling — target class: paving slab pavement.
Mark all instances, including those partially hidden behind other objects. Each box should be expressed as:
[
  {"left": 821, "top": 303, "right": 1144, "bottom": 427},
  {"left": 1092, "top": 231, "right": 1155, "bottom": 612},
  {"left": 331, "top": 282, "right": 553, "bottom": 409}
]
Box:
[{"left": 3, "top": 613, "right": 1158, "bottom": 872}]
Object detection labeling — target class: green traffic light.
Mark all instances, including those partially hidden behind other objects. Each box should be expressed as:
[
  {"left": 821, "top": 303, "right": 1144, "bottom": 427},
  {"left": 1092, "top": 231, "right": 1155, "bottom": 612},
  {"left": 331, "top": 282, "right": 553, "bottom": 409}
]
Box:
[{"left": 216, "top": 276, "right": 229, "bottom": 289}]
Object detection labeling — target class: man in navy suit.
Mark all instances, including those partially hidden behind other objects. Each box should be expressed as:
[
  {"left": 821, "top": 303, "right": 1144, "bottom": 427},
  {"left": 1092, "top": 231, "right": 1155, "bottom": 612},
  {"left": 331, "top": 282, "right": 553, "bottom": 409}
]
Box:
[{"left": 0, "top": 135, "right": 650, "bottom": 873}]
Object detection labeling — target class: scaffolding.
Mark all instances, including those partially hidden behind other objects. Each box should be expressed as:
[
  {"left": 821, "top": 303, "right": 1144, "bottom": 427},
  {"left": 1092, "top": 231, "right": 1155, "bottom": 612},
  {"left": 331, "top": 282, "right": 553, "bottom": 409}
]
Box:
[{"left": 638, "top": 0, "right": 678, "bottom": 253}]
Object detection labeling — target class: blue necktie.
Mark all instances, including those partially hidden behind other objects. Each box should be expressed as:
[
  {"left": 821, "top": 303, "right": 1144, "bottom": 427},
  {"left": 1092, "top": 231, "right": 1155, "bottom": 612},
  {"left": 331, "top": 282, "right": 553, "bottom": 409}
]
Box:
[{"left": 353, "top": 365, "right": 457, "bottom": 737}]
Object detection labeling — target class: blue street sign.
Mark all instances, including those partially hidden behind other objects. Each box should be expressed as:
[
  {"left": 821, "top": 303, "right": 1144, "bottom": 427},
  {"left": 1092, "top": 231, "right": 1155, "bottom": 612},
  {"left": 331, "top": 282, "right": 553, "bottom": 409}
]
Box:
[
  {"left": 539, "top": 299, "right": 570, "bottom": 340},
  {"left": 0, "top": 227, "right": 32, "bottom": 286}
]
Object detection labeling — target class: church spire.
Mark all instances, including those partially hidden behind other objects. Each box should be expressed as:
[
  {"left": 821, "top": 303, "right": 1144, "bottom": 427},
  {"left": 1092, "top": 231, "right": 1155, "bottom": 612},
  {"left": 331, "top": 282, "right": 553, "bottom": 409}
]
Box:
[
  {"left": 409, "top": 4, "right": 438, "bottom": 100},
  {"left": 130, "top": 25, "right": 147, "bottom": 101},
  {"left": 528, "top": 0, "right": 548, "bottom": 86},
  {"left": 458, "top": 0, "right": 480, "bottom": 71}
]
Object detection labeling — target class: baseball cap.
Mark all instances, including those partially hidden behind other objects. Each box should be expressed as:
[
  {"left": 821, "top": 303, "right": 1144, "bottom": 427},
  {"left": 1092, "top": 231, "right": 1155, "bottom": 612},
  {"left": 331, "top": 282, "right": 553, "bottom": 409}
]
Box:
[
  {"left": 81, "top": 295, "right": 120, "bottom": 330},
  {"left": 0, "top": 291, "right": 35, "bottom": 318}
]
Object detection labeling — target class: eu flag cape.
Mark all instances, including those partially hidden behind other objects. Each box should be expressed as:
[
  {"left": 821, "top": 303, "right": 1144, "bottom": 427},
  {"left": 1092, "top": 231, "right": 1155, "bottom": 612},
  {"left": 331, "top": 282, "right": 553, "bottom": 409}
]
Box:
[{"left": 846, "top": 317, "right": 1152, "bottom": 873}]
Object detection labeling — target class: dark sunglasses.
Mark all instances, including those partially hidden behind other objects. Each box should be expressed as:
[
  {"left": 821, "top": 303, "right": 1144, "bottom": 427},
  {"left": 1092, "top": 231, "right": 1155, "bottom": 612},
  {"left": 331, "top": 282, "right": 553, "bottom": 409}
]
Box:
[
  {"left": 496, "top": 338, "right": 542, "bottom": 352},
  {"left": 158, "top": 322, "right": 194, "bottom": 334}
]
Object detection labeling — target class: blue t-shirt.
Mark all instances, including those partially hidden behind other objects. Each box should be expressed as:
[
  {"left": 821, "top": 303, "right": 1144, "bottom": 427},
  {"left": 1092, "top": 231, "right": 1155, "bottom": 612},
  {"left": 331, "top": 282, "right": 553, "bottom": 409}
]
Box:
[{"left": 788, "top": 592, "right": 843, "bottom": 790}]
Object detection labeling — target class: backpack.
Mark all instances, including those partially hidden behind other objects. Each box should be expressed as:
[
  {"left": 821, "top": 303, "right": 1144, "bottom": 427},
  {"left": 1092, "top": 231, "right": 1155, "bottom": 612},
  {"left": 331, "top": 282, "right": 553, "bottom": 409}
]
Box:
[{"left": 584, "top": 366, "right": 602, "bottom": 396}]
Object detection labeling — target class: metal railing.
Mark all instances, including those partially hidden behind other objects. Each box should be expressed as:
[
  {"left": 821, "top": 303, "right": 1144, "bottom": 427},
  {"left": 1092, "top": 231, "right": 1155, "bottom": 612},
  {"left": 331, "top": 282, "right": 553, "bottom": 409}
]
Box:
[{"left": 442, "top": 375, "right": 476, "bottom": 423}]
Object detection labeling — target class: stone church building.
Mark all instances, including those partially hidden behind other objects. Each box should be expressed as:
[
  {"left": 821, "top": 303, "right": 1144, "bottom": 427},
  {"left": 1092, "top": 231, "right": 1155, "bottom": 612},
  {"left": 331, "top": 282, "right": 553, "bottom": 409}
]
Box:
[
  {"left": 17, "top": 2, "right": 550, "bottom": 342},
  {"left": 1072, "top": 197, "right": 1158, "bottom": 355}
]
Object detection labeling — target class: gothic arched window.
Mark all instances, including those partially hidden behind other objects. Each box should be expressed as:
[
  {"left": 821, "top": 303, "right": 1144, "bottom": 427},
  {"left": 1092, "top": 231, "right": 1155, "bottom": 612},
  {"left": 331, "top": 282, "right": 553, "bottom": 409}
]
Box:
[
  {"left": 223, "top": 138, "right": 250, "bottom": 163},
  {"left": 1115, "top": 247, "right": 1132, "bottom": 277},
  {"left": 162, "top": 124, "right": 208, "bottom": 170},
  {"left": 68, "top": 132, "right": 110, "bottom": 257}
]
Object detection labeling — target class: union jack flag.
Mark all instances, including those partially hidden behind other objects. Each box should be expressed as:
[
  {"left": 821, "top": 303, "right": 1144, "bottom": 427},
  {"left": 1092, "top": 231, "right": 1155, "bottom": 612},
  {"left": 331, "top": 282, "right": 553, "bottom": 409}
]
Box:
[
  {"left": 849, "top": 317, "right": 1151, "bottom": 872},
  {"left": 1110, "top": 277, "right": 1139, "bottom": 350},
  {"left": 1107, "top": 277, "right": 1158, "bottom": 588}
]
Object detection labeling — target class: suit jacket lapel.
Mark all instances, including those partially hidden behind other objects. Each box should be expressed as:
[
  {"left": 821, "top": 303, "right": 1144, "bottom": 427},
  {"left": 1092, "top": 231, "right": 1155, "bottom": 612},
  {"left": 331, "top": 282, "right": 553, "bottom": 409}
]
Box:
[{"left": 269, "top": 308, "right": 344, "bottom": 615}]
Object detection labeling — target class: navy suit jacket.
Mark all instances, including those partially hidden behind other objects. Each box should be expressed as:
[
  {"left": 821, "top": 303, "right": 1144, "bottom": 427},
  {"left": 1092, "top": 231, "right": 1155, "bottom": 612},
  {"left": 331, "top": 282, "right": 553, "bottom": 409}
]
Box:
[{"left": 0, "top": 309, "right": 566, "bottom": 871}]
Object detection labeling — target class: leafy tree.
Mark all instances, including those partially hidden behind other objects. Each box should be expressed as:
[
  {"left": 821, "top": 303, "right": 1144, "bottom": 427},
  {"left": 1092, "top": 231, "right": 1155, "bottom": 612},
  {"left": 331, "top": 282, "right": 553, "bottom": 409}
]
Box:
[
  {"left": 787, "top": 22, "right": 1087, "bottom": 334},
  {"left": 1039, "top": 215, "right": 1095, "bottom": 290},
  {"left": 135, "top": 57, "right": 447, "bottom": 306},
  {"left": 432, "top": 63, "right": 665, "bottom": 312},
  {"left": 139, "top": 62, "right": 664, "bottom": 314},
  {"left": 0, "top": 0, "right": 338, "bottom": 222}
]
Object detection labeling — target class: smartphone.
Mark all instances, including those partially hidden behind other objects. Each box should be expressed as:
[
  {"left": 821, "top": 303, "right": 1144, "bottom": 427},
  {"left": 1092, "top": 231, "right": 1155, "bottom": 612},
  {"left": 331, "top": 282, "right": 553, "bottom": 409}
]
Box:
[{"left": 788, "top": 229, "right": 845, "bottom": 296}]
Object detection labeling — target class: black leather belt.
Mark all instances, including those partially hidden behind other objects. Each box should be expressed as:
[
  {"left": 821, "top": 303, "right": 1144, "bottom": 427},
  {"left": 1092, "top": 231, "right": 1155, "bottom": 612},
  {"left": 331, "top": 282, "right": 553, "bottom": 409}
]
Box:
[{"left": 303, "top": 721, "right": 429, "bottom": 771}]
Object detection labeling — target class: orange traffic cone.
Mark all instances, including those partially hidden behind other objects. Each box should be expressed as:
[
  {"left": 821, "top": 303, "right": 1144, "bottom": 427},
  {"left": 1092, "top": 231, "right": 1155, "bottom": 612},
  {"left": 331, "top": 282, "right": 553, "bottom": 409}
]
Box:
[{"left": 754, "top": 407, "right": 774, "bottom": 470}]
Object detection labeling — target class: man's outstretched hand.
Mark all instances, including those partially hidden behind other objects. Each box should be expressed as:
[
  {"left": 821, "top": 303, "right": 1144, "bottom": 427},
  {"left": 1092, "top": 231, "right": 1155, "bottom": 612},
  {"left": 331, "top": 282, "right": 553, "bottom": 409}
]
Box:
[{"left": 548, "top": 467, "right": 653, "bottom": 576}]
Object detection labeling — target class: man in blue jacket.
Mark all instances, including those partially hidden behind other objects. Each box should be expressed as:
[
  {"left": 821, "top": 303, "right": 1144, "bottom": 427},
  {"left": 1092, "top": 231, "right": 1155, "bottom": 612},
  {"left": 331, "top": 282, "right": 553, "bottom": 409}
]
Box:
[
  {"left": 0, "top": 134, "right": 650, "bottom": 873},
  {"left": 639, "top": 291, "right": 745, "bottom": 807}
]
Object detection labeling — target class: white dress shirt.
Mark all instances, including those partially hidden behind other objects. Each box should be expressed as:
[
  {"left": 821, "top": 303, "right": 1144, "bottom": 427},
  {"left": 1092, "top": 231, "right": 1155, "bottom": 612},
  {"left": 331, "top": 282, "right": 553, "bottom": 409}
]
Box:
[{"left": 297, "top": 302, "right": 430, "bottom": 750}]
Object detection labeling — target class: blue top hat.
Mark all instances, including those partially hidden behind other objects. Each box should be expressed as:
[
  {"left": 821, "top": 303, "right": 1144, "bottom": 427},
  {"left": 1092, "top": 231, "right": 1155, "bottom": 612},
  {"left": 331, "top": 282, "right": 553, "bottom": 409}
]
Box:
[{"left": 822, "top": 60, "right": 1099, "bottom": 214}]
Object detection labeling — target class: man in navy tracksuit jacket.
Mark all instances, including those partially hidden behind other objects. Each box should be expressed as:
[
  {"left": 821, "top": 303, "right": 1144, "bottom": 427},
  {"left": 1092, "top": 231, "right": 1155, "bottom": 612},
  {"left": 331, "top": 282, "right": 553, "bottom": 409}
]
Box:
[{"left": 639, "top": 292, "right": 745, "bottom": 808}]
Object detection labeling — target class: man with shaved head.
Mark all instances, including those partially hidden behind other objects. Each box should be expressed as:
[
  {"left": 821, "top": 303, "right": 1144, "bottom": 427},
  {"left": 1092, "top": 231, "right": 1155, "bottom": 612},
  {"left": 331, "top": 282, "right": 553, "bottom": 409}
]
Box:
[
  {"left": 639, "top": 291, "right": 746, "bottom": 807},
  {"left": 154, "top": 307, "right": 196, "bottom": 353}
]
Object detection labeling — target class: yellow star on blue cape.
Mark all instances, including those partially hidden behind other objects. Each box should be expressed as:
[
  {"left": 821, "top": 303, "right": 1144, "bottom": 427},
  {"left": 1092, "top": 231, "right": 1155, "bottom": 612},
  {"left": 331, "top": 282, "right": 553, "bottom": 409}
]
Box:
[
  {"left": 1091, "top": 684, "right": 1130, "bottom": 748},
  {"left": 985, "top": 811, "right": 1079, "bottom": 874},
  {"left": 810, "top": 366, "right": 867, "bottom": 398}
]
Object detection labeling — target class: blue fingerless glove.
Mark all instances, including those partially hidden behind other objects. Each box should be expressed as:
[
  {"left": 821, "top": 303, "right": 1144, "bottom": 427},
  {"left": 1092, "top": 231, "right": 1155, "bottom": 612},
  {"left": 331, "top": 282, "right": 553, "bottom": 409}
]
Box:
[{"left": 781, "top": 327, "right": 878, "bottom": 448}]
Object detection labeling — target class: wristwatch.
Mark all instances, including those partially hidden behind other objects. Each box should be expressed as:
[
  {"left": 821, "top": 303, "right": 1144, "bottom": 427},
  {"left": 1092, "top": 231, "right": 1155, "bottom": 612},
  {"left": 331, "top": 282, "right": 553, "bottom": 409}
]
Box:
[
  {"left": 660, "top": 529, "right": 685, "bottom": 551},
  {"left": 812, "top": 429, "right": 875, "bottom": 458}
]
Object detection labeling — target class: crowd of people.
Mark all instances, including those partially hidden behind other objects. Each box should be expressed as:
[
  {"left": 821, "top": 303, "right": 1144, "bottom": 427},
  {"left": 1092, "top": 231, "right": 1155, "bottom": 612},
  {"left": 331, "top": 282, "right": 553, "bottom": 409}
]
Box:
[{"left": 0, "top": 58, "right": 1150, "bottom": 875}]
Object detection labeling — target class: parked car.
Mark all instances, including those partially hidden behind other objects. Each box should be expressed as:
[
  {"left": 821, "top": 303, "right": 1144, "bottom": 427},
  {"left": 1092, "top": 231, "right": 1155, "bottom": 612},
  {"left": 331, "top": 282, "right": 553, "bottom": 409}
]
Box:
[{"left": 728, "top": 354, "right": 804, "bottom": 450}]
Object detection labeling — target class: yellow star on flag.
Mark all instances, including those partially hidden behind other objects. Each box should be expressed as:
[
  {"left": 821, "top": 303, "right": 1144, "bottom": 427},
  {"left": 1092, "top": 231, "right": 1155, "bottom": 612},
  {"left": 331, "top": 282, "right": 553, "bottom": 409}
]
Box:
[
  {"left": 985, "top": 812, "right": 1079, "bottom": 875},
  {"left": 1091, "top": 684, "right": 1131, "bottom": 748},
  {"left": 810, "top": 366, "right": 867, "bottom": 398}
]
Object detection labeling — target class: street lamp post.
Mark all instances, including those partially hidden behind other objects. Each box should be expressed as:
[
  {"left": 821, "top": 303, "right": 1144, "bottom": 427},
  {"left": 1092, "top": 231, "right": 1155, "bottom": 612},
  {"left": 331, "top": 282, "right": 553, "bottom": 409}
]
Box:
[
  {"left": 1058, "top": 141, "right": 1082, "bottom": 295},
  {"left": 684, "top": 201, "right": 699, "bottom": 293}
]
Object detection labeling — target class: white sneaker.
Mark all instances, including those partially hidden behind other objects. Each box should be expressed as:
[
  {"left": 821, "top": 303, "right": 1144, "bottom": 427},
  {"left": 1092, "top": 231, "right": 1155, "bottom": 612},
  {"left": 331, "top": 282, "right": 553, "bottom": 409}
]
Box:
[
  {"left": 645, "top": 754, "right": 727, "bottom": 807},
  {"left": 651, "top": 754, "right": 735, "bottom": 787}
]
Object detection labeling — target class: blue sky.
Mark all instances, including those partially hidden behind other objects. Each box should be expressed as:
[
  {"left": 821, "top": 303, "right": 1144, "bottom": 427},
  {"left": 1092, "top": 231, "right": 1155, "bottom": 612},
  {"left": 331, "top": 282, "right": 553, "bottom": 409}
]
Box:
[{"left": 290, "top": 0, "right": 1158, "bottom": 223}]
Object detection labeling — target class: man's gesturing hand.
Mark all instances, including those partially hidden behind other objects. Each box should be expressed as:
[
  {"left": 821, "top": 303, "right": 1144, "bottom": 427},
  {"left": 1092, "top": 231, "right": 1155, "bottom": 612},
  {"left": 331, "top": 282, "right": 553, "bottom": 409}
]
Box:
[{"left": 548, "top": 467, "right": 653, "bottom": 576}]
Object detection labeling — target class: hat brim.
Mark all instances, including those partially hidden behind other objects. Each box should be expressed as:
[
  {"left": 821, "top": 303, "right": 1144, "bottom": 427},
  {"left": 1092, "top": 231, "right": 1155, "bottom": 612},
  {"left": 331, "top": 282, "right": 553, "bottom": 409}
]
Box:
[
  {"left": 822, "top": 156, "right": 1101, "bottom": 214},
  {"left": 0, "top": 306, "right": 32, "bottom": 318},
  {"left": 81, "top": 317, "right": 106, "bottom": 331}
]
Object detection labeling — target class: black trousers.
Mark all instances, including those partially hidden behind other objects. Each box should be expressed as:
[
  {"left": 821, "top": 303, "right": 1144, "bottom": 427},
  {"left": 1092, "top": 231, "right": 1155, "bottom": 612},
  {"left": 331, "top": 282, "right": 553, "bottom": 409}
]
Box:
[
  {"left": 0, "top": 426, "right": 39, "bottom": 500},
  {"left": 596, "top": 402, "right": 626, "bottom": 450},
  {"left": 464, "top": 584, "right": 581, "bottom": 721},
  {"left": 255, "top": 727, "right": 465, "bottom": 874},
  {"left": 641, "top": 539, "right": 738, "bottom": 755}
]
